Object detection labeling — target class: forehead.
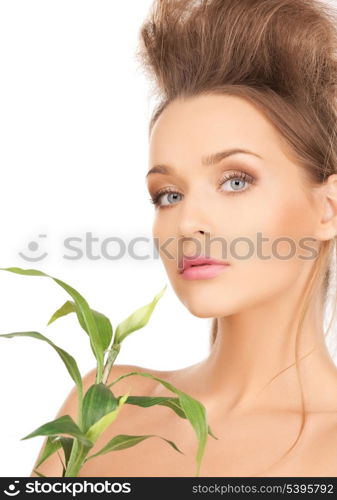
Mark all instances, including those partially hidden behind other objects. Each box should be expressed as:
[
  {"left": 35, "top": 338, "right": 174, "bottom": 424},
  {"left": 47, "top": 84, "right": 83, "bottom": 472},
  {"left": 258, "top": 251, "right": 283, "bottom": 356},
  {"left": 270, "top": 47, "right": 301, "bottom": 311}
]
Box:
[{"left": 149, "top": 94, "right": 290, "bottom": 165}]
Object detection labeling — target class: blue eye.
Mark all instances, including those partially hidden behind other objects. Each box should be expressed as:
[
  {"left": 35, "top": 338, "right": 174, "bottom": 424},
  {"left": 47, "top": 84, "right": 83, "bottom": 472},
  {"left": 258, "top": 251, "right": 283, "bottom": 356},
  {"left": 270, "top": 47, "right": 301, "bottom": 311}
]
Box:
[
  {"left": 149, "top": 170, "right": 256, "bottom": 208},
  {"left": 149, "top": 188, "right": 183, "bottom": 208},
  {"left": 222, "top": 177, "right": 247, "bottom": 192},
  {"left": 218, "top": 171, "right": 255, "bottom": 194}
]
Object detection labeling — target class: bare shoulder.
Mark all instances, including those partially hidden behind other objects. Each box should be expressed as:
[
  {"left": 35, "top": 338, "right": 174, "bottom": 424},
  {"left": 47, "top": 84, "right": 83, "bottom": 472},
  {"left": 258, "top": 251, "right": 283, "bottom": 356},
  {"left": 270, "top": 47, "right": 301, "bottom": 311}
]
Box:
[
  {"left": 264, "top": 412, "right": 337, "bottom": 477},
  {"left": 29, "top": 363, "right": 170, "bottom": 477},
  {"left": 308, "top": 413, "right": 337, "bottom": 476}
]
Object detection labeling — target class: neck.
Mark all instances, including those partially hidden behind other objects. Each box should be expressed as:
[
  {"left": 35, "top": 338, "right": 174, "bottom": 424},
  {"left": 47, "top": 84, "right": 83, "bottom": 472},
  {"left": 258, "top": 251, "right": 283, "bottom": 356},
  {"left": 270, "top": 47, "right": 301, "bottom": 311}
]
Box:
[{"left": 194, "top": 278, "right": 337, "bottom": 416}]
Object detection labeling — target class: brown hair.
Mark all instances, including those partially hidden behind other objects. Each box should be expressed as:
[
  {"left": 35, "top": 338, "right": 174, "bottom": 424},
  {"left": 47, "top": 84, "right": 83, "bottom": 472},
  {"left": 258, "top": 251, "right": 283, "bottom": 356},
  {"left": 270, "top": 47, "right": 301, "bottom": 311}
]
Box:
[{"left": 136, "top": 0, "right": 337, "bottom": 475}]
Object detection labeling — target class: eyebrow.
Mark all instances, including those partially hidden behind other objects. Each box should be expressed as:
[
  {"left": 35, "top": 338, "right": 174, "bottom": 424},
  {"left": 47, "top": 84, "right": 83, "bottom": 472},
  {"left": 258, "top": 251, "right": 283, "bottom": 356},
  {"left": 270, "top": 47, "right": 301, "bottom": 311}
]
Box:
[{"left": 146, "top": 148, "right": 263, "bottom": 179}]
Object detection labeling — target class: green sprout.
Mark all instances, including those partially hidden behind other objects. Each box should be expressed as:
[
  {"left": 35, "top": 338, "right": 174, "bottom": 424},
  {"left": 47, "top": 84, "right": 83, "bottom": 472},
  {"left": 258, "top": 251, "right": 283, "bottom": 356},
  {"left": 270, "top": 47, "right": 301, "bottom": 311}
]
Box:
[{"left": 0, "top": 267, "right": 218, "bottom": 477}]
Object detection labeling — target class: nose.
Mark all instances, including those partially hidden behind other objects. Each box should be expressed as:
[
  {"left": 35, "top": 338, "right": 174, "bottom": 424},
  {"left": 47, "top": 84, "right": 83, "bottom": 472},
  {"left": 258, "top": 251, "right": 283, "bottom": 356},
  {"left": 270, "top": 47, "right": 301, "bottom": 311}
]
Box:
[
  {"left": 176, "top": 191, "right": 212, "bottom": 238},
  {"left": 175, "top": 196, "right": 213, "bottom": 265}
]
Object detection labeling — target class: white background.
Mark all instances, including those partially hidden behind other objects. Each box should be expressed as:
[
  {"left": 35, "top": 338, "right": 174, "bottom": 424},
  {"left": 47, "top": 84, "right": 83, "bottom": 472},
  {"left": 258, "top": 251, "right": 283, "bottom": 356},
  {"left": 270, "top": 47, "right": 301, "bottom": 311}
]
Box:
[
  {"left": 0, "top": 0, "right": 211, "bottom": 476},
  {"left": 0, "top": 0, "right": 336, "bottom": 478}
]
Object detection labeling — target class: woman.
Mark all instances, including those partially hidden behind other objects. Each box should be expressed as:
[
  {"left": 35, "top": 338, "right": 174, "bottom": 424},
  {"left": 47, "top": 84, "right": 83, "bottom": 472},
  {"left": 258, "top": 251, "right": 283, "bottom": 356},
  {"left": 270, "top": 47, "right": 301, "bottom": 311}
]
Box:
[{"left": 32, "top": 0, "right": 337, "bottom": 477}]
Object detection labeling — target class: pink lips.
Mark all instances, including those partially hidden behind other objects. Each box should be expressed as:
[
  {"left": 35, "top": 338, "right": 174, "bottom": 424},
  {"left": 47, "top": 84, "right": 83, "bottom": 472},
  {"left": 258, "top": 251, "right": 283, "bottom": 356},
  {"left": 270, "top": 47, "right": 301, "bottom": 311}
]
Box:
[{"left": 179, "top": 256, "right": 230, "bottom": 280}]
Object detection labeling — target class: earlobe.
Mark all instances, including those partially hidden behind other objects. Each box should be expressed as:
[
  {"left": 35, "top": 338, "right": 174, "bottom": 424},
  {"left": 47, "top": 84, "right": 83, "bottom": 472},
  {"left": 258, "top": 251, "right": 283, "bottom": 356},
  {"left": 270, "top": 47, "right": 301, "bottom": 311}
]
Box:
[
  {"left": 322, "top": 199, "right": 334, "bottom": 223},
  {"left": 316, "top": 174, "right": 337, "bottom": 241}
]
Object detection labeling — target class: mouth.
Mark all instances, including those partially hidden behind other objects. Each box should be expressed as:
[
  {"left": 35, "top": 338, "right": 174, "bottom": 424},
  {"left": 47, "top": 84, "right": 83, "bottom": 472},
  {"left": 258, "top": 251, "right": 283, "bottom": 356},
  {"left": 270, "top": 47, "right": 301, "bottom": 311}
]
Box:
[{"left": 178, "top": 255, "right": 230, "bottom": 277}]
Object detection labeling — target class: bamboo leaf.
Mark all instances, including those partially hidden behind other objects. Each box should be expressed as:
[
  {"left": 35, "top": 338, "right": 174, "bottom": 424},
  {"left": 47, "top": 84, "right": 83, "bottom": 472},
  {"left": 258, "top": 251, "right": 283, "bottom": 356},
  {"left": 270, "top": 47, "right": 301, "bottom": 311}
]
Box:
[
  {"left": 207, "top": 425, "right": 218, "bottom": 440},
  {"left": 122, "top": 395, "right": 218, "bottom": 440},
  {"left": 85, "top": 393, "right": 129, "bottom": 443},
  {"left": 47, "top": 300, "right": 75, "bottom": 325},
  {"left": 52, "top": 277, "right": 104, "bottom": 381},
  {"left": 179, "top": 392, "right": 207, "bottom": 475},
  {"left": 114, "top": 285, "right": 167, "bottom": 344},
  {"left": 123, "top": 395, "right": 186, "bottom": 418},
  {"left": 35, "top": 436, "right": 62, "bottom": 468},
  {"left": 21, "top": 415, "right": 93, "bottom": 448},
  {"left": 34, "top": 435, "right": 74, "bottom": 472},
  {"left": 59, "top": 437, "right": 74, "bottom": 468},
  {"left": 0, "top": 331, "right": 82, "bottom": 399},
  {"left": 89, "top": 309, "right": 113, "bottom": 353},
  {"left": 0, "top": 267, "right": 105, "bottom": 382},
  {"left": 108, "top": 371, "right": 217, "bottom": 477},
  {"left": 82, "top": 383, "right": 118, "bottom": 433},
  {"left": 41, "top": 436, "right": 73, "bottom": 470},
  {"left": 85, "top": 433, "right": 183, "bottom": 462},
  {"left": 47, "top": 300, "right": 113, "bottom": 353}
]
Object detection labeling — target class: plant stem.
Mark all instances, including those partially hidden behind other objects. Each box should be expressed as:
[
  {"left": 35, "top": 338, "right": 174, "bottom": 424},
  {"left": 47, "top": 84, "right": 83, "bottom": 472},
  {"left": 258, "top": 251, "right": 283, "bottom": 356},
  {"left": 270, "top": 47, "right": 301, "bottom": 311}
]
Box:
[
  {"left": 102, "top": 343, "right": 121, "bottom": 384},
  {"left": 64, "top": 439, "right": 79, "bottom": 476},
  {"left": 77, "top": 386, "right": 84, "bottom": 431},
  {"left": 95, "top": 367, "right": 101, "bottom": 384},
  {"left": 64, "top": 440, "right": 92, "bottom": 477}
]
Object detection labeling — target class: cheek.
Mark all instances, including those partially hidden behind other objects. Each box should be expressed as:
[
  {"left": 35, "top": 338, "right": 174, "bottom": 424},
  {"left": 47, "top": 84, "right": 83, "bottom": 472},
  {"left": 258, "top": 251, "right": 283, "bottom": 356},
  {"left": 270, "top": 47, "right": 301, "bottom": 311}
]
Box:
[
  {"left": 217, "top": 194, "right": 317, "bottom": 307},
  {"left": 152, "top": 216, "right": 179, "bottom": 270},
  {"left": 255, "top": 194, "right": 316, "bottom": 260},
  {"left": 223, "top": 190, "right": 316, "bottom": 260}
]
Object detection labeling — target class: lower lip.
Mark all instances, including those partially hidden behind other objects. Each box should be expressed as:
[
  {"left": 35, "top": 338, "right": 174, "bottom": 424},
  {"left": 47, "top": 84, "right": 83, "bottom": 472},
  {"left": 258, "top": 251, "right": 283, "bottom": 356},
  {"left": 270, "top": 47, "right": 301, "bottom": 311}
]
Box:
[{"left": 180, "top": 264, "right": 229, "bottom": 280}]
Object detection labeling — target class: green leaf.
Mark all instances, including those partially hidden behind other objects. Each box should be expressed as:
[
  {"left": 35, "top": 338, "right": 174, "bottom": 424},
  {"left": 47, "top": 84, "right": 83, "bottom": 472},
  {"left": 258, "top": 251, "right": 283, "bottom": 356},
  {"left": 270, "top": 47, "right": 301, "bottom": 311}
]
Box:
[
  {"left": 52, "top": 277, "right": 104, "bottom": 381},
  {"left": 21, "top": 415, "right": 93, "bottom": 448},
  {"left": 41, "top": 436, "right": 74, "bottom": 470},
  {"left": 35, "top": 436, "right": 62, "bottom": 468},
  {"left": 85, "top": 433, "right": 183, "bottom": 462},
  {"left": 0, "top": 331, "right": 83, "bottom": 400},
  {"left": 123, "top": 395, "right": 186, "bottom": 418},
  {"left": 179, "top": 392, "right": 207, "bottom": 475},
  {"left": 0, "top": 267, "right": 105, "bottom": 382},
  {"left": 31, "top": 434, "right": 74, "bottom": 472},
  {"left": 114, "top": 285, "right": 167, "bottom": 344},
  {"left": 85, "top": 393, "right": 129, "bottom": 443},
  {"left": 47, "top": 300, "right": 75, "bottom": 325},
  {"left": 89, "top": 309, "right": 113, "bottom": 353},
  {"left": 123, "top": 395, "right": 218, "bottom": 440},
  {"left": 207, "top": 425, "right": 218, "bottom": 440},
  {"left": 108, "top": 371, "right": 217, "bottom": 477},
  {"left": 60, "top": 437, "right": 74, "bottom": 468},
  {"left": 47, "top": 300, "right": 113, "bottom": 353},
  {"left": 82, "top": 383, "right": 118, "bottom": 433}
]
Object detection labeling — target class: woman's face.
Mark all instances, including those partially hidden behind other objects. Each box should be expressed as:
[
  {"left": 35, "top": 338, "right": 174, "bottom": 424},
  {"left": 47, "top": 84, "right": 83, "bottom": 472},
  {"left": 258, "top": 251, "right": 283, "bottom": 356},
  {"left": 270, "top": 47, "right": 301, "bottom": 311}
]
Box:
[{"left": 146, "top": 94, "right": 321, "bottom": 318}]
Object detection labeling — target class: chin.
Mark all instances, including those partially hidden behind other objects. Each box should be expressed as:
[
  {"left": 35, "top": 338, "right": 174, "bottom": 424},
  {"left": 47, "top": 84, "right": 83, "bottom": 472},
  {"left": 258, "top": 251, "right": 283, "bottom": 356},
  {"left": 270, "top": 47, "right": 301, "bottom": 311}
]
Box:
[{"left": 180, "top": 296, "right": 235, "bottom": 318}]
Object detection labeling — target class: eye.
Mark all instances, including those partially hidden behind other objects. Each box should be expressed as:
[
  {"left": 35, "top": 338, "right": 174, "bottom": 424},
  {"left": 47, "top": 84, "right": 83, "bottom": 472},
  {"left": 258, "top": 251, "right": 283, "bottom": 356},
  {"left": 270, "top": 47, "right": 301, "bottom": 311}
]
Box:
[
  {"left": 148, "top": 170, "right": 256, "bottom": 208},
  {"left": 218, "top": 170, "right": 255, "bottom": 194},
  {"left": 149, "top": 187, "right": 183, "bottom": 208}
]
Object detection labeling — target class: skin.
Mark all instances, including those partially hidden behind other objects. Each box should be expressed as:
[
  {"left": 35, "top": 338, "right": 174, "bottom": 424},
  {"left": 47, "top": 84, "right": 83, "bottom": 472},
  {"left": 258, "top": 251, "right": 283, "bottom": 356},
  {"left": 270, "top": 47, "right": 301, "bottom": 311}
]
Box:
[
  {"left": 146, "top": 93, "right": 337, "bottom": 417},
  {"left": 31, "top": 93, "right": 337, "bottom": 477},
  {"left": 143, "top": 93, "right": 337, "bottom": 476}
]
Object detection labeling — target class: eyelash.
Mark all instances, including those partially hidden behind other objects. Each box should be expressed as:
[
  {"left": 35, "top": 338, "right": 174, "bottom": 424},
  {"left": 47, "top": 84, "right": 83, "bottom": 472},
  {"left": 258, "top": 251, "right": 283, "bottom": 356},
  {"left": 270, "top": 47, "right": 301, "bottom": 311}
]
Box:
[{"left": 149, "top": 170, "right": 256, "bottom": 208}]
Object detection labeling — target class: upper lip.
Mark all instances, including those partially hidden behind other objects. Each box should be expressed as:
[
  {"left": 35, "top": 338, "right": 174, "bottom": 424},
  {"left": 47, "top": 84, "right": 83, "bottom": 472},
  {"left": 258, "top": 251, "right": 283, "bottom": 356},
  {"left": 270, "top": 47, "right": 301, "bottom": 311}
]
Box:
[{"left": 179, "top": 255, "right": 230, "bottom": 273}]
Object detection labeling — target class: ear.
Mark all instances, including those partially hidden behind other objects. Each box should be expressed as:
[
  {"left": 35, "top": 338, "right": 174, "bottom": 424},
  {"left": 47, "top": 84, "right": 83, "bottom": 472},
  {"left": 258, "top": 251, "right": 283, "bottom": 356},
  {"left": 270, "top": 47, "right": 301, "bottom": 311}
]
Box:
[{"left": 314, "top": 174, "right": 337, "bottom": 241}]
